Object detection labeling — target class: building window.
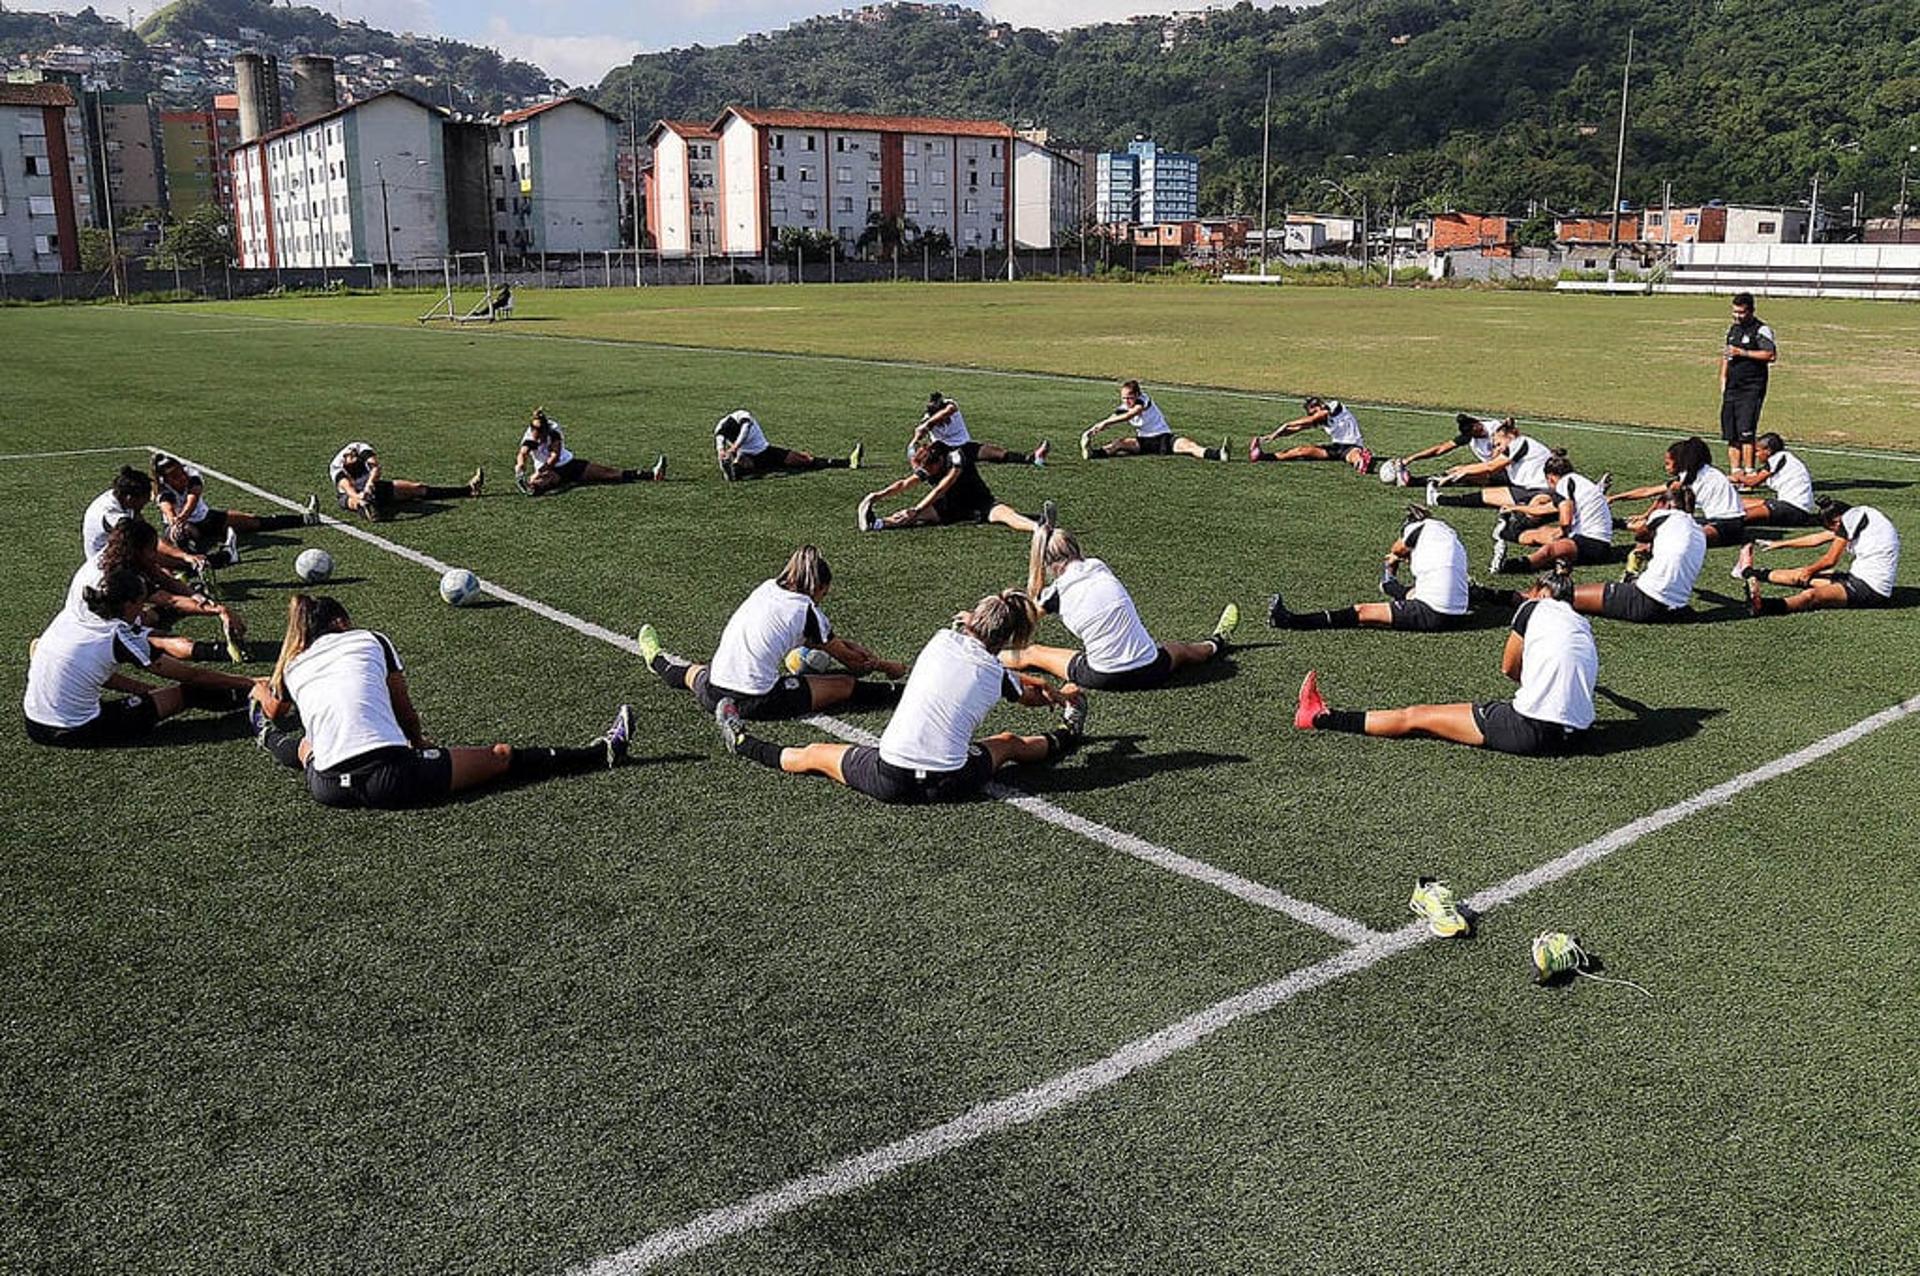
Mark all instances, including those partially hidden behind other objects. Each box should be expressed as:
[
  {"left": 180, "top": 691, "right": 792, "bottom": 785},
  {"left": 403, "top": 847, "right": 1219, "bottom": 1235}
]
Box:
[
  {"left": 36, "top": 234, "right": 57, "bottom": 255},
  {"left": 1684, "top": 213, "right": 1700, "bottom": 226},
  {"left": 867, "top": 169, "right": 880, "bottom": 185},
  {"left": 990, "top": 143, "right": 1001, "bottom": 158},
  {"left": 804, "top": 135, "right": 816, "bottom": 151},
  {"left": 774, "top": 165, "right": 786, "bottom": 181},
  {"left": 29, "top": 195, "right": 57, "bottom": 216},
  {"left": 799, "top": 167, "right": 813, "bottom": 183},
  {"left": 835, "top": 166, "right": 851, "bottom": 184},
  {"left": 989, "top": 172, "right": 1002, "bottom": 187},
  {"left": 1758, "top": 221, "right": 1776, "bottom": 235},
  {"left": 932, "top": 199, "right": 948, "bottom": 216},
  {"left": 837, "top": 196, "right": 854, "bottom": 213},
  {"left": 24, "top": 156, "right": 43, "bottom": 176},
  {"left": 904, "top": 198, "right": 918, "bottom": 215},
  {"left": 699, "top": 145, "right": 712, "bottom": 159},
  {"left": 835, "top": 137, "right": 846, "bottom": 152},
  {"left": 904, "top": 139, "right": 918, "bottom": 156},
  {"left": 964, "top": 198, "right": 979, "bottom": 214},
  {"left": 931, "top": 169, "right": 946, "bottom": 186},
  {"left": 773, "top": 133, "right": 785, "bottom": 151},
  {"left": 929, "top": 139, "right": 947, "bottom": 156},
  {"left": 904, "top": 169, "right": 918, "bottom": 186}
]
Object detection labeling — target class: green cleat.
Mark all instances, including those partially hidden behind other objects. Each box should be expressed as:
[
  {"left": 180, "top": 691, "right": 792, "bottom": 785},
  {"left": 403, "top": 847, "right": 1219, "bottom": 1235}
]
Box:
[
  {"left": 1409, "top": 878, "right": 1469, "bottom": 938},
  {"left": 1218, "top": 435, "right": 1231, "bottom": 462},
  {"left": 221, "top": 609, "right": 247, "bottom": 664},
  {"left": 1211, "top": 602, "right": 1240, "bottom": 651},
  {"left": 714, "top": 698, "right": 746, "bottom": 755},
  {"left": 636, "top": 623, "right": 662, "bottom": 668},
  {"left": 848, "top": 441, "right": 864, "bottom": 470}
]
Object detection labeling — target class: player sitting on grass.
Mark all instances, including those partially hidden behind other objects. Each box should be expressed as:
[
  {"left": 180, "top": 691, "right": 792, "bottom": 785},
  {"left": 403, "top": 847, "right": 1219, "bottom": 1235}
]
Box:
[
  {"left": 1081, "top": 380, "right": 1227, "bottom": 462},
  {"left": 82, "top": 466, "right": 201, "bottom": 575},
  {"left": 1001, "top": 507, "right": 1239, "bottom": 690},
  {"left": 1268, "top": 506, "right": 1503, "bottom": 632},
  {"left": 1487, "top": 454, "right": 1618, "bottom": 576},
  {"left": 1394, "top": 413, "right": 1507, "bottom": 488},
  {"left": 637, "top": 546, "right": 906, "bottom": 719},
  {"left": 1610, "top": 436, "right": 1745, "bottom": 546},
  {"left": 713, "top": 590, "right": 1085, "bottom": 805},
  {"left": 515, "top": 408, "right": 665, "bottom": 495},
  {"left": 714, "top": 409, "right": 863, "bottom": 480},
  {"left": 913, "top": 393, "right": 1048, "bottom": 467},
  {"left": 1732, "top": 432, "right": 1818, "bottom": 528},
  {"left": 24, "top": 567, "right": 255, "bottom": 748},
  {"left": 1294, "top": 578, "right": 1598, "bottom": 756},
  {"left": 1425, "top": 419, "right": 1562, "bottom": 511},
  {"left": 248, "top": 593, "right": 633, "bottom": 809},
  {"left": 67, "top": 518, "right": 247, "bottom": 663},
  {"left": 331, "top": 442, "right": 484, "bottom": 522},
  {"left": 1249, "top": 396, "right": 1374, "bottom": 473},
  {"left": 1737, "top": 498, "right": 1901, "bottom": 616},
  {"left": 857, "top": 441, "right": 1041, "bottom": 535},
  {"left": 1553, "top": 487, "right": 1705, "bottom": 624},
  {"left": 152, "top": 451, "right": 317, "bottom": 567}
]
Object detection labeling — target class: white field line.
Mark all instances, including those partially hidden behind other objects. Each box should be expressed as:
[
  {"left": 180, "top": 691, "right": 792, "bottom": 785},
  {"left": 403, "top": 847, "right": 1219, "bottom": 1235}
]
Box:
[
  {"left": 0, "top": 445, "right": 149, "bottom": 462},
  {"left": 808, "top": 714, "right": 1383, "bottom": 946},
  {"left": 175, "top": 310, "right": 1920, "bottom": 467},
  {"left": 577, "top": 690, "right": 1920, "bottom": 1276},
  {"left": 179, "top": 454, "right": 1376, "bottom": 943}
]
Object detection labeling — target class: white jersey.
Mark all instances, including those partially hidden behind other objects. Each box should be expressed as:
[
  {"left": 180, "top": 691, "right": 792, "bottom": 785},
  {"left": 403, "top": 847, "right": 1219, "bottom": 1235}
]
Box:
[
  {"left": 24, "top": 605, "right": 153, "bottom": 729},
  {"left": 281, "top": 628, "right": 411, "bottom": 771},
  {"left": 64, "top": 556, "right": 106, "bottom": 618},
  {"left": 1688, "top": 463, "right": 1743, "bottom": 521},
  {"left": 1040, "top": 557, "right": 1159, "bottom": 674},
  {"left": 1763, "top": 450, "right": 1815, "bottom": 514},
  {"left": 155, "top": 462, "right": 210, "bottom": 525},
  {"left": 522, "top": 422, "right": 573, "bottom": 470},
  {"left": 1557, "top": 473, "right": 1615, "bottom": 543},
  {"left": 82, "top": 489, "right": 137, "bottom": 560},
  {"left": 1510, "top": 598, "right": 1597, "bottom": 731},
  {"left": 1841, "top": 506, "right": 1900, "bottom": 598},
  {"left": 329, "top": 442, "right": 377, "bottom": 488},
  {"left": 928, "top": 407, "right": 972, "bottom": 448},
  {"left": 710, "top": 579, "right": 831, "bottom": 696},
  {"left": 715, "top": 411, "right": 770, "bottom": 457},
  {"left": 1634, "top": 508, "right": 1706, "bottom": 609},
  {"left": 1502, "top": 435, "right": 1551, "bottom": 489},
  {"left": 1321, "top": 400, "right": 1363, "bottom": 447},
  {"left": 1457, "top": 419, "right": 1500, "bottom": 462},
  {"left": 1130, "top": 397, "right": 1172, "bottom": 438},
  {"left": 1401, "top": 518, "right": 1469, "bottom": 616},
  {"left": 879, "top": 627, "right": 1021, "bottom": 773}
]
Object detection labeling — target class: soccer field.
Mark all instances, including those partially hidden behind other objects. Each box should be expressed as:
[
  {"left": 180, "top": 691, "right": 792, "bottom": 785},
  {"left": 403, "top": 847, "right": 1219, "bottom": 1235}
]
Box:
[{"left": 4, "top": 290, "right": 1920, "bottom": 1275}]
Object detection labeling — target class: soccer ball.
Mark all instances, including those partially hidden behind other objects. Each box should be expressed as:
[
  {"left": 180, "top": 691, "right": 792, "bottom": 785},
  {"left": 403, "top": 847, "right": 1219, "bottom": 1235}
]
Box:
[
  {"left": 294, "top": 547, "right": 335, "bottom": 583},
  {"left": 783, "top": 646, "right": 834, "bottom": 675},
  {"left": 1378, "top": 458, "right": 1407, "bottom": 486},
  {"left": 439, "top": 568, "right": 481, "bottom": 606}
]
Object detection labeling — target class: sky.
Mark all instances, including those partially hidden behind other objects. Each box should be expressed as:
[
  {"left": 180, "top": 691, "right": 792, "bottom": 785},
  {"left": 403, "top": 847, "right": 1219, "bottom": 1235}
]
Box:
[{"left": 45, "top": 1, "right": 1304, "bottom": 88}]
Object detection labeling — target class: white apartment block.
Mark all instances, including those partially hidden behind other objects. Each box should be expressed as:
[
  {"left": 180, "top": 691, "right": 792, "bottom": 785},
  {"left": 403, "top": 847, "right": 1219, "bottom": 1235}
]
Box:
[
  {"left": 0, "top": 82, "right": 92, "bottom": 272},
  {"left": 642, "top": 120, "right": 717, "bottom": 257},
  {"left": 496, "top": 98, "right": 622, "bottom": 256},
  {"left": 1013, "top": 136, "right": 1083, "bottom": 249}
]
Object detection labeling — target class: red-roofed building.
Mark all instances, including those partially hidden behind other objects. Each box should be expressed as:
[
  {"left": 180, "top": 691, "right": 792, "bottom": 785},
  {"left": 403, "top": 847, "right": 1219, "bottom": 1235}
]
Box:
[
  {"left": 643, "top": 120, "right": 719, "bottom": 257},
  {"left": 0, "top": 82, "right": 90, "bottom": 271},
  {"left": 1428, "top": 211, "right": 1514, "bottom": 257}
]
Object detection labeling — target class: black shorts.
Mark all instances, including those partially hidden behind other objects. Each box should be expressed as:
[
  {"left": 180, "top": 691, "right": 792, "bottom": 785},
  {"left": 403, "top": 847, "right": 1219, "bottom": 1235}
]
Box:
[
  {"left": 1505, "top": 485, "right": 1553, "bottom": 505},
  {"left": 1599, "top": 581, "right": 1686, "bottom": 623},
  {"left": 24, "top": 695, "right": 161, "bottom": 747},
  {"left": 1066, "top": 645, "right": 1175, "bottom": 691},
  {"left": 1134, "top": 433, "right": 1176, "bottom": 456},
  {"left": 1703, "top": 516, "right": 1746, "bottom": 543},
  {"left": 169, "top": 509, "right": 230, "bottom": 552},
  {"left": 733, "top": 446, "right": 809, "bottom": 475},
  {"left": 555, "top": 457, "right": 592, "bottom": 484},
  {"left": 337, "top": 478, "right": 395, "bottom": 510},
  {"left": 1720, "top": 391, "right": 1765, "bottom": 444},
  {"left": 840, "top": 743, "right": 996, "bottom": 805},
  {"left": 1761, "top": 500, "right": 1815, "bottom": 527},
  {"left": 692, "top": 667, "right": 817, "bottom": 719},
  {"left": 1388, "top": 599, "right": 1464, "bottom": 632},
  {"left": 305, "top": 744, "right": 454, "bottom": 810},
  {"left": 1322, "top": 442, "right": 1357, "bottom": 462},
  {"left": 1570, "top": 535, "right": 1616, "bottom": 566},
  {"left": 1829, "top": 573, "right": 1892, "bottom": 609},
  {"left": 931, "top": 471, "right": 997, "bottom": 524},
  {"left": 1472, "top": 701, "right": 1582, "bottom": 756}
]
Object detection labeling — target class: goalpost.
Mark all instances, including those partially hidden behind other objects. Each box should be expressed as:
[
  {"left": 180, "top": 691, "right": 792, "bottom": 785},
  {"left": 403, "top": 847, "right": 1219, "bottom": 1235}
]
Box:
[{"left": 418, "top": 252, "right": 512, "bottom": 323}]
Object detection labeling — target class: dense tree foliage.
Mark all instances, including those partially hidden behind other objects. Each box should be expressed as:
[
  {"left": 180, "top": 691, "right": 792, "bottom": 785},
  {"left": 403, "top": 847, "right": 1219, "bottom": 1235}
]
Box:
[{"left": 594, "top": 0, "right": 1920, "bottom": 219}]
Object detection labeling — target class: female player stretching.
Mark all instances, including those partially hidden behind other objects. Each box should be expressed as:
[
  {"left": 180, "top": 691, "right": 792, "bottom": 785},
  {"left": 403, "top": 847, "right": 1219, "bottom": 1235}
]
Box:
[
  {"left": 82, "top": 466, "right": 198, "bottom": 573},
  {"left": 714, "top": 590, "right": 1084, "bottom": 804},
  {"left": 1556, "top": 488, "right": 1705, "bottom": 623},
  {"left": 24, "top": 568, "right": 254, "bottom": 748},
  {"left": 249, "top": 594, "right": 633, "bottom": 808},
  {"left": 1487, "top": 454, "right": 1617, "bottom": 575},
  {"left": 1268, "top": 507, "right": 1491, "bottom": 632},
  {"left": 1733, "top": 432, "right": 1818, "bottom": 527},
  {"left": 1002, "top": 517, "right": 1238, "bottom": 690},
  {"left": 1425, "top": 420, "right": 1560, "bottom": 511},
  {"left": 68, "top": 518, "right": 247, "bottom": 662},
  {"left": 1738, "top": 499, "right": 1901, "bottom": 615},
  {"left": 1395, "top": 413, "right": 1507, "bottom": 487},
  {"left": 1081, "top": 381, "right": 1227, "bottom": 461},
  {"left": 1250, "top": 396, "right": 1373, "bottom": 473},
  {"left": 857, "top": 442, "right": 1040, "bottom": 534},
  {"left": 637, "top": 546, "right": 906, "bottom": 719},
  {"left": 151, "top": 452, "right": 316, "bottom": 563},
  {"left": 913, "top": 393, "right": 1048, "bottom": 467},
  {"left": 331, "top": 442, "right": 484, "bottom": 521},
  {"left": 714, "top": 409, "right": 863, "bottom": 480},
  {"left": 1611, "top": 437, "right": 1745, "bottom": 545},
  {"left": 1294, "top": 579, "right": 1598, "bottom": 755},
  {"left": 515, "top": 409, "right": 665, "bottom": 494}
]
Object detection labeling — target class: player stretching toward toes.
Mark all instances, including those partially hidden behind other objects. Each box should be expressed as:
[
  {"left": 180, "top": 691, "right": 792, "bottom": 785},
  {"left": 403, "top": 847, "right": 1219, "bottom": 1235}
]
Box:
[
  {"left": 330, "top": 442, "right": 484, "bottom": 522},
  {"left": 1269, "top": 506, "right": 1498, "bottom": 632},
  {"left": 151, "top": 452, "right": 317, "bottom": 568},
  {"left": 714, "top": 409, "right": 863, "bottom": 480},
  {"left": 714, "top": 590, "right": 1085, "bottom": 804},
  {"left": 637, "top": 546, "right": 906, "bottom": 719},
  {"left": 1425, "top": 420, "right": 1563, "bottom": 512},
  {"left": 913, "top": 393, "right": 1048, "bottom": 467},
  {"left": 1395, "top": 413, "right": 1507, "bottom": 488},
  {"left": 1081, "top": 380, "right": 1228, "bottom": 461},
  {"left": 1487, "top": 454, "right": 1617, "bottom": 576},
  {"left": 67, "top": 519, "right": 248, "bottom": 663},
  {"left": 1738, "top": 499, "right": 1901, "bottom": 615},
  {"left": 857, "top": 442, "right": 1040, "bottom": 534},
  {"left": 1732, "top": 432, "right": 1818, "bottom": 528},
  {"left": 1294, "top": 579, "right": 1598, "bottom": 755},
  {"left": 1250, "top": 396, "right": 1373, "bottom": 473},
  {"left": 1002, "top": 511, "right": 1239, "bottom": 690},
  {"left": 82, "top": 466, "right": 199, "bottom": 573},
  {"left": 515, "top": 408, "right": 665, "bottom": 495},
  {"left": 1551, "top": 488, "right": 1705, "bottom": 624},
  {"left": 1611, "top": 436, "right": 1746, "bottom": 546},
  {"left": 249, "top": 594, "right": 633, "bottom": 808}
]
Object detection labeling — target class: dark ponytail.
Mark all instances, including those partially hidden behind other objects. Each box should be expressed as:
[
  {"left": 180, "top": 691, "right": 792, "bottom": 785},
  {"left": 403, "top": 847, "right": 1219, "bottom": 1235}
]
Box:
[
  {"left": 1544, "top": 451, "right": 1574, "bottom": 480},
  {"left": 1667, "top": 437, "right": 1712, "bottom": 485},
  {"left": 81, "top": 567, "right": 149, "bottom": 621},
  {"left": 110, "top": 465, "right": 151, "bottom": 507}
]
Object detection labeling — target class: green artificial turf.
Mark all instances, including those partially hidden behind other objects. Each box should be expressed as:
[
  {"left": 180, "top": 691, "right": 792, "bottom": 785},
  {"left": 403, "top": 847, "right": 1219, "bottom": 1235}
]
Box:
[{"left": 1, "top": 294, "right": 1916, "bottom": 1274}]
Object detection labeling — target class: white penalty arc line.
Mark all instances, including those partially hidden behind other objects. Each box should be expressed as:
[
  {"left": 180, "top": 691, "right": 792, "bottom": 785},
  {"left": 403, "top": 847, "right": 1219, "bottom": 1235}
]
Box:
[
  {"left": 177, "top": 454, "right": 1378, "bottom": 945},
  {"left": 576, "top": 690, "right": 1920, "bottom": 1276},
  {"left": 0, "top": 445, "right": 150, "bottom": 462}
]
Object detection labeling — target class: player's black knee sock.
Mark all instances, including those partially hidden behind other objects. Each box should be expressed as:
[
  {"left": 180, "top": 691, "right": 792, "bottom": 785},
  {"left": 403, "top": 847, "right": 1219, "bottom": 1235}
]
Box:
[
  {"left": 1317, "top": 709, "right": 1367, "bottom": 733},
  {"left": 1432, "top": 493, "right": 1480, "bottom": 508},
  {"left": 182, "top": 684, "right": 246, "bottom": 712},
  {"left": 1468, "top": 583, "right": 1513, "bottom": 609},
  {"left": 1497, "top": 557, "right": 1536, "bottom": 574},
  {"left": 1085, "top": 448, "right": 1108, "bottom": 460},
  {"left": 507, "top": 743, "right": 605, "bottom": 780},
  {"left": 619, "top": 469, "right": 643, "bottom": 483},
  {"left": 203, "top": 547, "right": 236, "bottom": 570},
  {"left": 1045, "top": 728, "right": 1080, "bottom": 759},
  {"left": 1381, "top": 578, "right": 1410, "bottom": 602},
  {"left": 423, "top": 484, "right": 469, "bottom": 499},
  {"left": 189, "top": 640, "right": 226, "bottom": 662},
  {"left": 256, "top": 513, "right": 303, "bottom": 531},
  {"left": 259, "top": 724, "right": 304, "bottom": 769},
  {"left": 849, "top": 679, "right": 902, "bottom": 709},
  {"left": 815, "top": 457, "right": 849, "bottom": 470},
  {"left": 1202, "top": 445, "right": 1225, "bottom": 461},
  {"left": 1286, "top": 606, "right": 1359, "bottom": 630},
  {"left": 997, "top": 451, "right": 1032, "bottom": 465},
  {"left": 1757, "top": 596, "right": 1788, "bottom": 616},
  {"left": 651, "top": 655, "right": 692, "bottom": 690},
  {"left": 736, "top": 733, "right": 785, "bottom": 769}
]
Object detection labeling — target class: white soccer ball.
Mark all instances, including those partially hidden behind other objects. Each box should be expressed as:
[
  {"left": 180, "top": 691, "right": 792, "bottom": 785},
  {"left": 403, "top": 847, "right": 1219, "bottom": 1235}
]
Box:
[
  {"left": 1378, "top": 458, "right": 1406, "bottom": 486},
  {"left": 784, "top": 646, "right": 834, "bottom": 675},
  {"left": 294, "top": 547, "right": 335, "bottom": 584},
  {"left": 439, "top": 568, "right": 481, "bottom": 606}
]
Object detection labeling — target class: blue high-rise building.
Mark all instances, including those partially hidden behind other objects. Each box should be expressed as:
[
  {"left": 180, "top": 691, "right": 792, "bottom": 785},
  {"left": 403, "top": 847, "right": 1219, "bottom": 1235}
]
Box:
[{"left": 1095, "top": 138, "right": 1198, "bottom": 225}]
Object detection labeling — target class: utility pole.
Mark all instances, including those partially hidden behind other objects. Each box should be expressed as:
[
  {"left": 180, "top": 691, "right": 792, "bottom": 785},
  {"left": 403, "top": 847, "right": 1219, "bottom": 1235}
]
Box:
[
  {"left": 1899, "top": 145, "right": 1916, "bottom": 244},
  {"left": 628, "top": 84, "right": 641, "bottom": 284},
  {"left": 1258, "top": 67, "right": 1271, "bottom": 276},
  {"left": 375, "top": 157, "right": 393, "bottom": 289},
  {"left": 1607, "top": 27, "right": 1635, "bottom": 279},
  {"left": 93, "top": 93, "right": 123, "bottom": 300},
  {"left": 1807, "top": 171, "right": 1819, "bottom": 244}
]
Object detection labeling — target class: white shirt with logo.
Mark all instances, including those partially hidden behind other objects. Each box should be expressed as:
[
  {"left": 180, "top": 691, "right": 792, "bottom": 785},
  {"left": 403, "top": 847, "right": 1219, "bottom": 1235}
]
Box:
[
  {"left": 156, "top": 463, "right": 210, "bottom": 525},
  {"left": 1557, "top": 473, "right": 1615, "bottom": 543},
  {"left": 929, "top": 407, "right": 972, "bottom": 448},
  {"left": 1321, "top": 400, "right": 1363, "bottom": 446},
  {"left": 330, "top": 442, "right": 378, "bottom": 488},
  {"left": 710, "top": 578, "right": 831, "bottom": 695},
  {"left": 1511, "top": 598, "right": 1598, "bottom": 731},
  {"left": 1688, "top": 463, "right": 1743, "bottom": 521},
  {"left": 1402, "top": 518, "right": 1469, "bottom": 615},
  {"left": 1764, "top": 451, "right": 1815, "bottom": 514},
  {"left": 879, "top": 627, "right": 1022, "bottom": 773},
  {"left": 1503, "top": 435, "right": 1551, "bottom": 489},
  {"left": 1130, "top": 398, "right": 1172, "bottom": 438},
  {"left": 281, "top": 629, "right": 411, "bottom": 770},
  {"left": 82, "top": 489, "right": 136, "bottom": 560},
  {"left": 522, "top": 422, "right": 573, "bottom": 469},
  {"left": 1040, "top": 557, "right": 1160, "bottom": 674},
  {"left": 715, "top": 411, "right": 771, "bottom": 457},
  {"left": 24, "top": 606, "right": 153, "bottom": 728},
  {"left": 1634, "top": 508, "right": 1706, "bottom": 609},
  {"left": 1841, "top": 506, "right": 1900, "bottom": 598}
]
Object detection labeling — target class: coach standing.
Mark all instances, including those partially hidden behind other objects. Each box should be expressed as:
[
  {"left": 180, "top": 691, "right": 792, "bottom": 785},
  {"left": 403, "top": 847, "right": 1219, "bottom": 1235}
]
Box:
[{"left": 1720, "top": 291, "right": 1777, "bottom": 478}]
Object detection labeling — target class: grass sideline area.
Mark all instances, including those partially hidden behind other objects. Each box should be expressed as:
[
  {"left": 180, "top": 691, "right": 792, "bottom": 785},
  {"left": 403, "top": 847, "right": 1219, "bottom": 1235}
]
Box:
[{"left": 3, "top": 294, "right": 1919, "bottom": 1274}]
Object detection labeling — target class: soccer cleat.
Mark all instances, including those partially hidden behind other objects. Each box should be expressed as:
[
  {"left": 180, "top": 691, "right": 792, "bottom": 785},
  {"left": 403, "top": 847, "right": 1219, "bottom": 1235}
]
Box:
[
  {"left": 1731, "top": 540, "right": 1754, "bottom": 580},
  {"left": 1079, "top": 431, "right": 1093, "bottom": 461},
  {"left": 1425, "top": 477, "right": 1442, "bottom": 506},
  {"left": 220, "top": 609, "right": 247, "bottom": 664},
  {"left": 603, "top": 703, "right": 633, "bottom": 769},
  {"left": 1293, "top": 670, "right": 1326, "bottom": 731},
  {"left": 1530, "top": 931, "right": 1584, "bottom": 981},
  {"left": 1061, "top": 691, "right": 1089, "bottom": 736},
  {"left": 1248, "top": 438, "right": 1264, "bottom": 463},
  {"left": 468, "top": 465, "right": 486, "bottom": 497},
  {"left": 361, "top": 488, "right": 384, "bottom": 521},
  {"left": 302, "top": 494, "right": 320, "bottom": 525},
  {"left": 222, "top": 525, "right": 240, "bottom": 564},
  {"left": 1039, "top": 498, "right": 1059, "bottom": 541},
  {"left": 1265, "top": 592, "right": 1290, "bottom": 628},
  {"left": 1622, "top": 546, "right": 1650, "bottom": 580},
  {"left": 718, "top": 454, "right": 737, "bottom": 482},
  {"left": 635, "top": 623, "right": 662, "bottom": 668},
  {"left": 1211, "top": 602, "right": 1240, "bottom": 650},
  {"left": 515, "top": 470, "right": 534, "bottom": 495},
  {"left": 247, "top": 697, "right": 271, "bottom": 745},
  {"left": 1354, "top": 446, "right": 1375, "bottom": 474},
  {"left": 1747, "top": 575, "right": 1765, "bottom": 616},
  {"left": 857, "top": 493, "right": 878, "bottom": 532},
  {"left": 650, "top": 454, "right": 668, "bottom": 482},
  {"left": 1395, "top": 461, "right": 1413, "bottom": 487},
  {"left": 1409, "top": 878, "right": 1470, "bottom": 938},
  {"left": 713, "top": 697, "right": 746, "bottom": 755},
  {"left": 1597, "top": 470, "right": 1614, "bottom": 495},
  {"left": 1489, "top": 523, "right": 1509, "bottom": 574},
  {"left": 1218, "top": 435, "right": 1231, "bottom": 462},
  {"left": 1032, "top": 439, "right": 1050, "bottom": 467},
  {"left": 194, "top": 561, "right": 221, "bottom": 601},
  {"left": 1379, "top": 564, "right": 1400, "bottom": 597},
  {"left": 848, "top": 441, "right": 864, "bottom": 471}
]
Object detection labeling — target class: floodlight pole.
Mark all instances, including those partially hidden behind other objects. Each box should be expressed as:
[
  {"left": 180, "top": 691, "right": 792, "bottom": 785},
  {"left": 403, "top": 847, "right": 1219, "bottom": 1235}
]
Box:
[
  {"left": 375, "top": 158, "right": 394, "bottom": 289},
  {"left": 1606, "top": 28, "right": 1634, "bottom": 280},
  {"left": 1900, "top": 145, "right": 1916, "bottom": 245},
  {"left": 1259, "top": 68, "right": 1271, "bottom": 276}
]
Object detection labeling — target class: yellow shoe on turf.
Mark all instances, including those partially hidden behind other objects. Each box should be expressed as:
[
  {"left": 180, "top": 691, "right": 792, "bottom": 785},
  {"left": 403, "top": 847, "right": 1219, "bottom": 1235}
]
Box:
[
  {"left": 1409, "top": 878, "right": 1469, "bottom": 938},
  {"left": 1211, "top": 602, "right": 1239, "bottom": 650},
  {"left": 636, "top": 623, "right": 662, "bottom": 667}
]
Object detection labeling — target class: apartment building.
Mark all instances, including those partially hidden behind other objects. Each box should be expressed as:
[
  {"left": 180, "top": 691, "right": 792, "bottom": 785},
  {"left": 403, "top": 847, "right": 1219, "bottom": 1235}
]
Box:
[
  {"left": 642, "top": 119, "right": 717, "bottom": 257},
  {"left": 0, "top": 82, "right": 91, "bottom": 271},
  {"left": 160, "top": 93, "right": 241, "bottom": 215},
  {"left": 1095, "top": 138, "right": 1198, "bottom": 225}
]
